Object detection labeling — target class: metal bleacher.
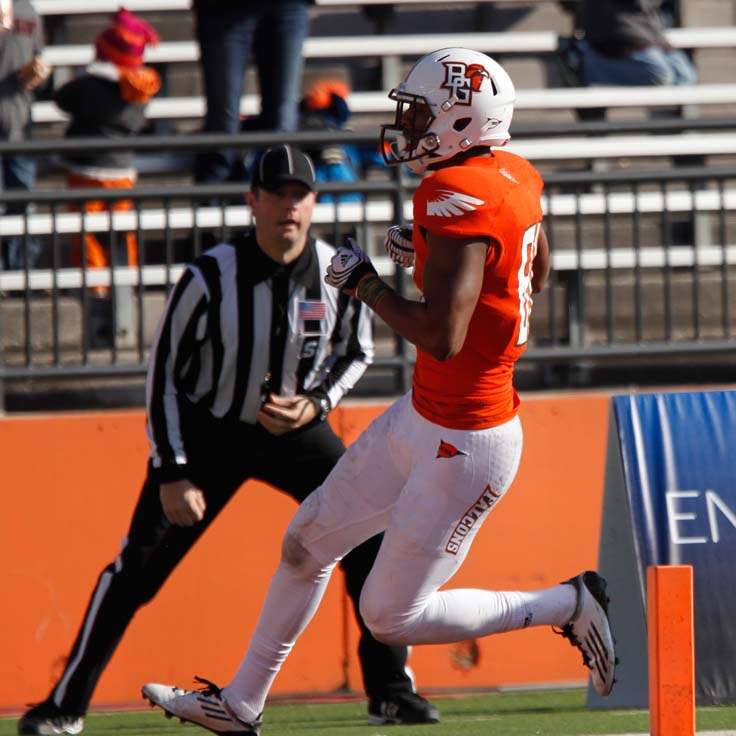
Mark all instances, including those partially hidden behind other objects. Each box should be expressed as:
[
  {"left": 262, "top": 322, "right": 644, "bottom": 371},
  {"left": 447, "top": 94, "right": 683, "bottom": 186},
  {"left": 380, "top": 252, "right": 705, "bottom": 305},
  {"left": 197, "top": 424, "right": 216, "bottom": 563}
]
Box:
[
  {"left": 29, "top": 84, "right": 736, "bottom": 126},
  {"left": 40, "top": 26, "right": 736, "bottom": 69}
]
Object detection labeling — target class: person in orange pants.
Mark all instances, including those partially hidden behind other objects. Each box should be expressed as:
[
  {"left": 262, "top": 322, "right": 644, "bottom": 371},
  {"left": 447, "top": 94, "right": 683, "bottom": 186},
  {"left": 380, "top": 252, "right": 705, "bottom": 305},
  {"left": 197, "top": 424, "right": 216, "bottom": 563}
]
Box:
[{"left": 67, "top": 174, "right": 138, "bottom": 298}]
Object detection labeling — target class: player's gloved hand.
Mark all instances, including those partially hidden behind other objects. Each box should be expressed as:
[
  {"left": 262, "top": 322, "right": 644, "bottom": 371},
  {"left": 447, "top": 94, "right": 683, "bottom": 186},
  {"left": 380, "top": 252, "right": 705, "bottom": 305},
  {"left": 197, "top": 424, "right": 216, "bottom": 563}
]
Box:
[
  {"left": 384, "top": 224, "right": 415, "bottom": 268},
  {"left": 325, "top": 237, "right": 377, "bottom": 292}
]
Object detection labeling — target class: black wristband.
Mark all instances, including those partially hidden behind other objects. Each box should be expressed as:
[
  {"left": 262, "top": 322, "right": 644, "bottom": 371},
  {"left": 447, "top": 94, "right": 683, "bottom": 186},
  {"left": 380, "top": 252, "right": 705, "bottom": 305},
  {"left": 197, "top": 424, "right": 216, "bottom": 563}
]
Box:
[{"left": 307, "top": 393, "right": 331, "bottom": 421}]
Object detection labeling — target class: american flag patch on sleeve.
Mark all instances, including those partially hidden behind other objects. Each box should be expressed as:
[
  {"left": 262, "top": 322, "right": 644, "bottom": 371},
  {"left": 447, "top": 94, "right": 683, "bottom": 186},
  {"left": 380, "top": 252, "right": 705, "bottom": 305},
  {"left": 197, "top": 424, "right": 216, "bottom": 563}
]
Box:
[{"left": 298, "top": 300, "right": 327, "bottom": 320}]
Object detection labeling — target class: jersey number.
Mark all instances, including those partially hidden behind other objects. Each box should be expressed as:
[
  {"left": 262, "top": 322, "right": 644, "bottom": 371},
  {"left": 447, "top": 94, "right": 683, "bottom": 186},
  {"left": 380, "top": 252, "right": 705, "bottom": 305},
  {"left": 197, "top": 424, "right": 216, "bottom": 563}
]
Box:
[{"left": 516, "top": 223, "right": 540, "bottom": 346}]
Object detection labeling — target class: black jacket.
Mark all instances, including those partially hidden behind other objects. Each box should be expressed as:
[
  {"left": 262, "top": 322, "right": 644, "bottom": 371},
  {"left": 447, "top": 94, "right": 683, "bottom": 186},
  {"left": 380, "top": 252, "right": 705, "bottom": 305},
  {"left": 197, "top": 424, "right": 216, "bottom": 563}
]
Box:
[{"left": 54, "top": 63, "right": 157, "bottom": 176}]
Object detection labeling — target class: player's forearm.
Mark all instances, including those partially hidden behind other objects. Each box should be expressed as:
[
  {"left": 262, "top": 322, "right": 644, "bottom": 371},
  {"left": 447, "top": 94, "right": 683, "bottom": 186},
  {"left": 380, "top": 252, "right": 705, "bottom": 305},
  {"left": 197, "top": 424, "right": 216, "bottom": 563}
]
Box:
[
  {"left": 356, "top": 275, "right": 460, "bottom": 361},
  {"left": 532, "top": 226, "right": 551, "bottom": 293}
]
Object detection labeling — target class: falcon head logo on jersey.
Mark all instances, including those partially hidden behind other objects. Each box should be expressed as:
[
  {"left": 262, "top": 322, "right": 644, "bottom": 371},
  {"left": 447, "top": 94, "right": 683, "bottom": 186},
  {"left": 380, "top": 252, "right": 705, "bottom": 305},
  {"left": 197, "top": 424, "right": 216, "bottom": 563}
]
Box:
[{"left": 442, "top": 61, "right": 493, "bottom": 105}]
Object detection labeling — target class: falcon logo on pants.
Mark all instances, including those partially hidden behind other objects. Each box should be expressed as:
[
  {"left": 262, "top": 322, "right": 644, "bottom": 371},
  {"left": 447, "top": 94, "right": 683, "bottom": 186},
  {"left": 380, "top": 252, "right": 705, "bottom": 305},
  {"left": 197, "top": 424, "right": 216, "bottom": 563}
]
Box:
[{"left": 436, "top": 440, "right": 468, "bottom": 459}]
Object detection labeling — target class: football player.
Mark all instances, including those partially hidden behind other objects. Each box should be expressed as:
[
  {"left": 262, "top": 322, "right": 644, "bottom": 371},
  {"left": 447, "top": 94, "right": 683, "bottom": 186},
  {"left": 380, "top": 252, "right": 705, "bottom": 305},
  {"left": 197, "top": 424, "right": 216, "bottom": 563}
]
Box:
[{"left": 142, "top": 49, "right": 616, "bottom": 735}]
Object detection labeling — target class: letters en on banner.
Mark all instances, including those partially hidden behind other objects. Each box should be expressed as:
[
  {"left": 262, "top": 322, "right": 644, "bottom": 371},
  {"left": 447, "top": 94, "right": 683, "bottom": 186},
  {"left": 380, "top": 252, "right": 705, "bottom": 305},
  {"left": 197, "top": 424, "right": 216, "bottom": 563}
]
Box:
[{"left": 614, "top": 390, "right": 736, "bottom": 705}]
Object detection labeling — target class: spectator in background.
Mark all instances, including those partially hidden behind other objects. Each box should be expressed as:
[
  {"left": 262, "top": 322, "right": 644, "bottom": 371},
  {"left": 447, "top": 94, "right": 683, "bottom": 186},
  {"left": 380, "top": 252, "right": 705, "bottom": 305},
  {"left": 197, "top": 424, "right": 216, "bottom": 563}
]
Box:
[
  {"left": 0, "top": 0, "right": 50, "bottom": 270},
  {"left": 299, "top": 79, "right": 369, "bottom": 204},
  {"left": 577, "top": 0, "right": 696, "bottom": 89},
  {"left": 192, "top": 0, "right": 312, "bottom": 183},
  {"left": 300, "top": 79, "right": 359, "bottom": 200},
  {"left": 54, "top": 8, "right": 160, "bottom": 348},
  {"left": 570, "top": 0, "right": 699, "bottom": 243}
]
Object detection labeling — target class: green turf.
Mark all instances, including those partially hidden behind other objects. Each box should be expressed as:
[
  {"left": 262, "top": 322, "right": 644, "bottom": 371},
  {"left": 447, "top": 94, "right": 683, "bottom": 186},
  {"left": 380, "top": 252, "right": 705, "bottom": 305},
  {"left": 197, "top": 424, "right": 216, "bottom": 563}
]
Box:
[{"left": 3, "top": 689, "right": 735, "bottom": 735}]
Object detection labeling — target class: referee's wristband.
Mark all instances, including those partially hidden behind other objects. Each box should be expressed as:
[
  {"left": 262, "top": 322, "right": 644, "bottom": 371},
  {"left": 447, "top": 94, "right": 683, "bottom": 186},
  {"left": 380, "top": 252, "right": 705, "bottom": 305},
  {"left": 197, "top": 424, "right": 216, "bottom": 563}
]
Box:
[{"left": 307, "top": 393, "right": 331, "bottom": 421}]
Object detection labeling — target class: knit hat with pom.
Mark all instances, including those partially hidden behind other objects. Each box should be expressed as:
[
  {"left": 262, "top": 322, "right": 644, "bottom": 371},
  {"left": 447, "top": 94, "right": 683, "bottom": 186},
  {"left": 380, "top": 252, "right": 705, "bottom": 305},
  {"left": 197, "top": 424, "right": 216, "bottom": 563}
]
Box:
[{"left": 95, "top": 7, "right": 159, "bottom": 69}]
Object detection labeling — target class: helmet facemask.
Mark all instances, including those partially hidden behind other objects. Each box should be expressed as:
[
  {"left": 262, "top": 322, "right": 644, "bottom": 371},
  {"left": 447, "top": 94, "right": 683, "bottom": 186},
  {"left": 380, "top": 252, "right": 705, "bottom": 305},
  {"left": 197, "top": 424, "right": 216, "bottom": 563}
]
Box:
[{"left": 380, "top": 90, "right": 439, "bottom": 169}]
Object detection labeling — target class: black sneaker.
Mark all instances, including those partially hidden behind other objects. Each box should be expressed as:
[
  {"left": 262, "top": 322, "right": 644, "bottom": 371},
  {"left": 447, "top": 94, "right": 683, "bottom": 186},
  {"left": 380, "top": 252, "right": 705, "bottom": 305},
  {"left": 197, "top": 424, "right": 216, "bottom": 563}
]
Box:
[
  {"left": 368, "top": 691, "right": 440, "bottom": 725},
  {"left": 18, "top": 702, "right": 84, "bottom": 736}
]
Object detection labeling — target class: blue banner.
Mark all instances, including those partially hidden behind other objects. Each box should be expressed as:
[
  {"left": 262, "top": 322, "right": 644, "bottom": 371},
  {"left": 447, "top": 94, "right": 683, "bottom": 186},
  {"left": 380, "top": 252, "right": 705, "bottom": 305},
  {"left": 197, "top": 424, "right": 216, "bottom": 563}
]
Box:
[{"left": 614, "top": 390, "right": 736, "bottom": 704}]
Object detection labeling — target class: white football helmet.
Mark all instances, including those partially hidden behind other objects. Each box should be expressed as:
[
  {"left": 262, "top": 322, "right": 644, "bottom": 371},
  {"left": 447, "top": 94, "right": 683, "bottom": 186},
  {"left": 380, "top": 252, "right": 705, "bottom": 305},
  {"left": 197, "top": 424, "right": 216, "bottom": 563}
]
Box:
[{"left": 381, "top": 48, "right": 515, "bottom": 173}]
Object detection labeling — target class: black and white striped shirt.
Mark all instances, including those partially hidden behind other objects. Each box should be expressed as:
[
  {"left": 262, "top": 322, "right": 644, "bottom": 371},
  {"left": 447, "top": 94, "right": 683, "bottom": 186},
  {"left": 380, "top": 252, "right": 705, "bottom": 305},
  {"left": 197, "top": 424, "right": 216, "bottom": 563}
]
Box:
[{"left": 146, "top": 230, "right": 374, "bottom": 481}]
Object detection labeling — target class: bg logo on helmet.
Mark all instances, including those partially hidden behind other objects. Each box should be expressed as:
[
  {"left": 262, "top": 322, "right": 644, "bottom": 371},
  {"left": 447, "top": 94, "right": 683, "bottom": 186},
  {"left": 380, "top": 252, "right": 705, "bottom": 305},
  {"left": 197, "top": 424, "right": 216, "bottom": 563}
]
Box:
[{"left": 442, "top": 61, "right": 492, "bottom": 105}]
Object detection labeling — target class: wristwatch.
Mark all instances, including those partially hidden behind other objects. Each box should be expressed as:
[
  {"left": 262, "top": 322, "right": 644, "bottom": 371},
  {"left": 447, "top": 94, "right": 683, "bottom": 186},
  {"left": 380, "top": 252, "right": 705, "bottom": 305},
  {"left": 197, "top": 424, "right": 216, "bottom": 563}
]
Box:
[{"left": 310, "top": 395, "right": 331, "bottom": 421}]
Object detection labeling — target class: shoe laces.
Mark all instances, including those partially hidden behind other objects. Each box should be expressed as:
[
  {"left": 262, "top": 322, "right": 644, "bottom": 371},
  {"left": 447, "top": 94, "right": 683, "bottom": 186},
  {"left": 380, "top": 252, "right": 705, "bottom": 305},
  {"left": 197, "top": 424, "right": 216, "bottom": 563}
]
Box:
[
  {"left": 192, "top": 677, "right": 261, "bottom": 729},
  {"left": 193, "top": 676, "right": 223, "bottom": 698},
  {"left": 552, "top": 624, "right": 591, "bottom": 669}
]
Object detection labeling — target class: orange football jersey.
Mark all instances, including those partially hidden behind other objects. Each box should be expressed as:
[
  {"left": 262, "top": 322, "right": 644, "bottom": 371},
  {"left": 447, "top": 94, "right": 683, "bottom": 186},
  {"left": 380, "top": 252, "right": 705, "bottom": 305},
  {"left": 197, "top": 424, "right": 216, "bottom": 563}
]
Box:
[{"left": 411, "top": 150, "right": 544, "bottom": 430}]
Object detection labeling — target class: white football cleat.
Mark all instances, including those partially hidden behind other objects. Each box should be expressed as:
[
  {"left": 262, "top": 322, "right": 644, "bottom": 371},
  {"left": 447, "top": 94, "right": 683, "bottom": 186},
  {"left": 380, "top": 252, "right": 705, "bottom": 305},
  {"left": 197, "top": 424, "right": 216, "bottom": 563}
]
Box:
[
  {"left": 142, "top": 677, "right": 261, "bottom": 736},
  {"left": 556, "top": 571, "right": 617, "bottom": 696}
]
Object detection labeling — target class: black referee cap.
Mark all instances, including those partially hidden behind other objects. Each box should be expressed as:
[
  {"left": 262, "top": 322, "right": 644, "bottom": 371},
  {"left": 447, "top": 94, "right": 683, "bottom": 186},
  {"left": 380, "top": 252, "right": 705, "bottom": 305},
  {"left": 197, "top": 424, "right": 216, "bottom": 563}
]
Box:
[{"left": 251, "top": 144, "right": 317, "bottom": 192}]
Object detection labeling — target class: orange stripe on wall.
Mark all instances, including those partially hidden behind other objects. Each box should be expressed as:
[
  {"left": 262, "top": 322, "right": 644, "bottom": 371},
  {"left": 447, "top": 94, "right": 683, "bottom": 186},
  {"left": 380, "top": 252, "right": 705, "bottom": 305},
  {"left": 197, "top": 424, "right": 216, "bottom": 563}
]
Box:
[{"left": 2, "top": 393, "right": 609, "bottom": 711}]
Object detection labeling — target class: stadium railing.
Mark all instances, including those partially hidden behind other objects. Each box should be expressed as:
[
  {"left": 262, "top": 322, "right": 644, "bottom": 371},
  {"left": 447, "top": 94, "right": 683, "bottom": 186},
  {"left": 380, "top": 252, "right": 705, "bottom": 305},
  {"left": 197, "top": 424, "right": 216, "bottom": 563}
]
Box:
[{"left": 1, "top": 130, "right": 734, "bottom": 393}]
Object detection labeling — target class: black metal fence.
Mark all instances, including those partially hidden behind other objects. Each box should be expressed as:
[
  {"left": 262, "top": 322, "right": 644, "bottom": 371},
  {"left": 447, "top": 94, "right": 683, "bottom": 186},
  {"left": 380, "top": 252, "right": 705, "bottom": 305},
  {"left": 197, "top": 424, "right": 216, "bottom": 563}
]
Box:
[{"left": 1, "top": 128, "right": 735, "bottom": 394}]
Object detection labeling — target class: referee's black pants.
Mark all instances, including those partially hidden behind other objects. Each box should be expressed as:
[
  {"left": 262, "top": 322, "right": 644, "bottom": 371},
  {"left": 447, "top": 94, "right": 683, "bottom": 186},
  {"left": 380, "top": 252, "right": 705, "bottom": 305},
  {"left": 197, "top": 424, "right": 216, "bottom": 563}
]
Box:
[{"left": 49, "top": 404, "right": 412, "bottom": 715}]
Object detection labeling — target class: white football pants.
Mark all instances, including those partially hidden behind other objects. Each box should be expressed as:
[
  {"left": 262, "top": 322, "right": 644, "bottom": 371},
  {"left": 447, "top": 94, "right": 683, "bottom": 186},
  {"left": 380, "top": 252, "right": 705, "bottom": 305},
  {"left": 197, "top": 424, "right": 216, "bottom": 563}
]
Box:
[{"left": 224, "top": 393, "right": 576, "bottom": 721}]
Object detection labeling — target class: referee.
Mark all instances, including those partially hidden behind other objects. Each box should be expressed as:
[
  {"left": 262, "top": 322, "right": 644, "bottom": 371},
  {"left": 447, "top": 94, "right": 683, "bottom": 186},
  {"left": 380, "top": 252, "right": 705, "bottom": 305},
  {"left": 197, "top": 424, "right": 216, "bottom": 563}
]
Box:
[{"left": 19, "top": 145, "right": 439, "bottom": 735}]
